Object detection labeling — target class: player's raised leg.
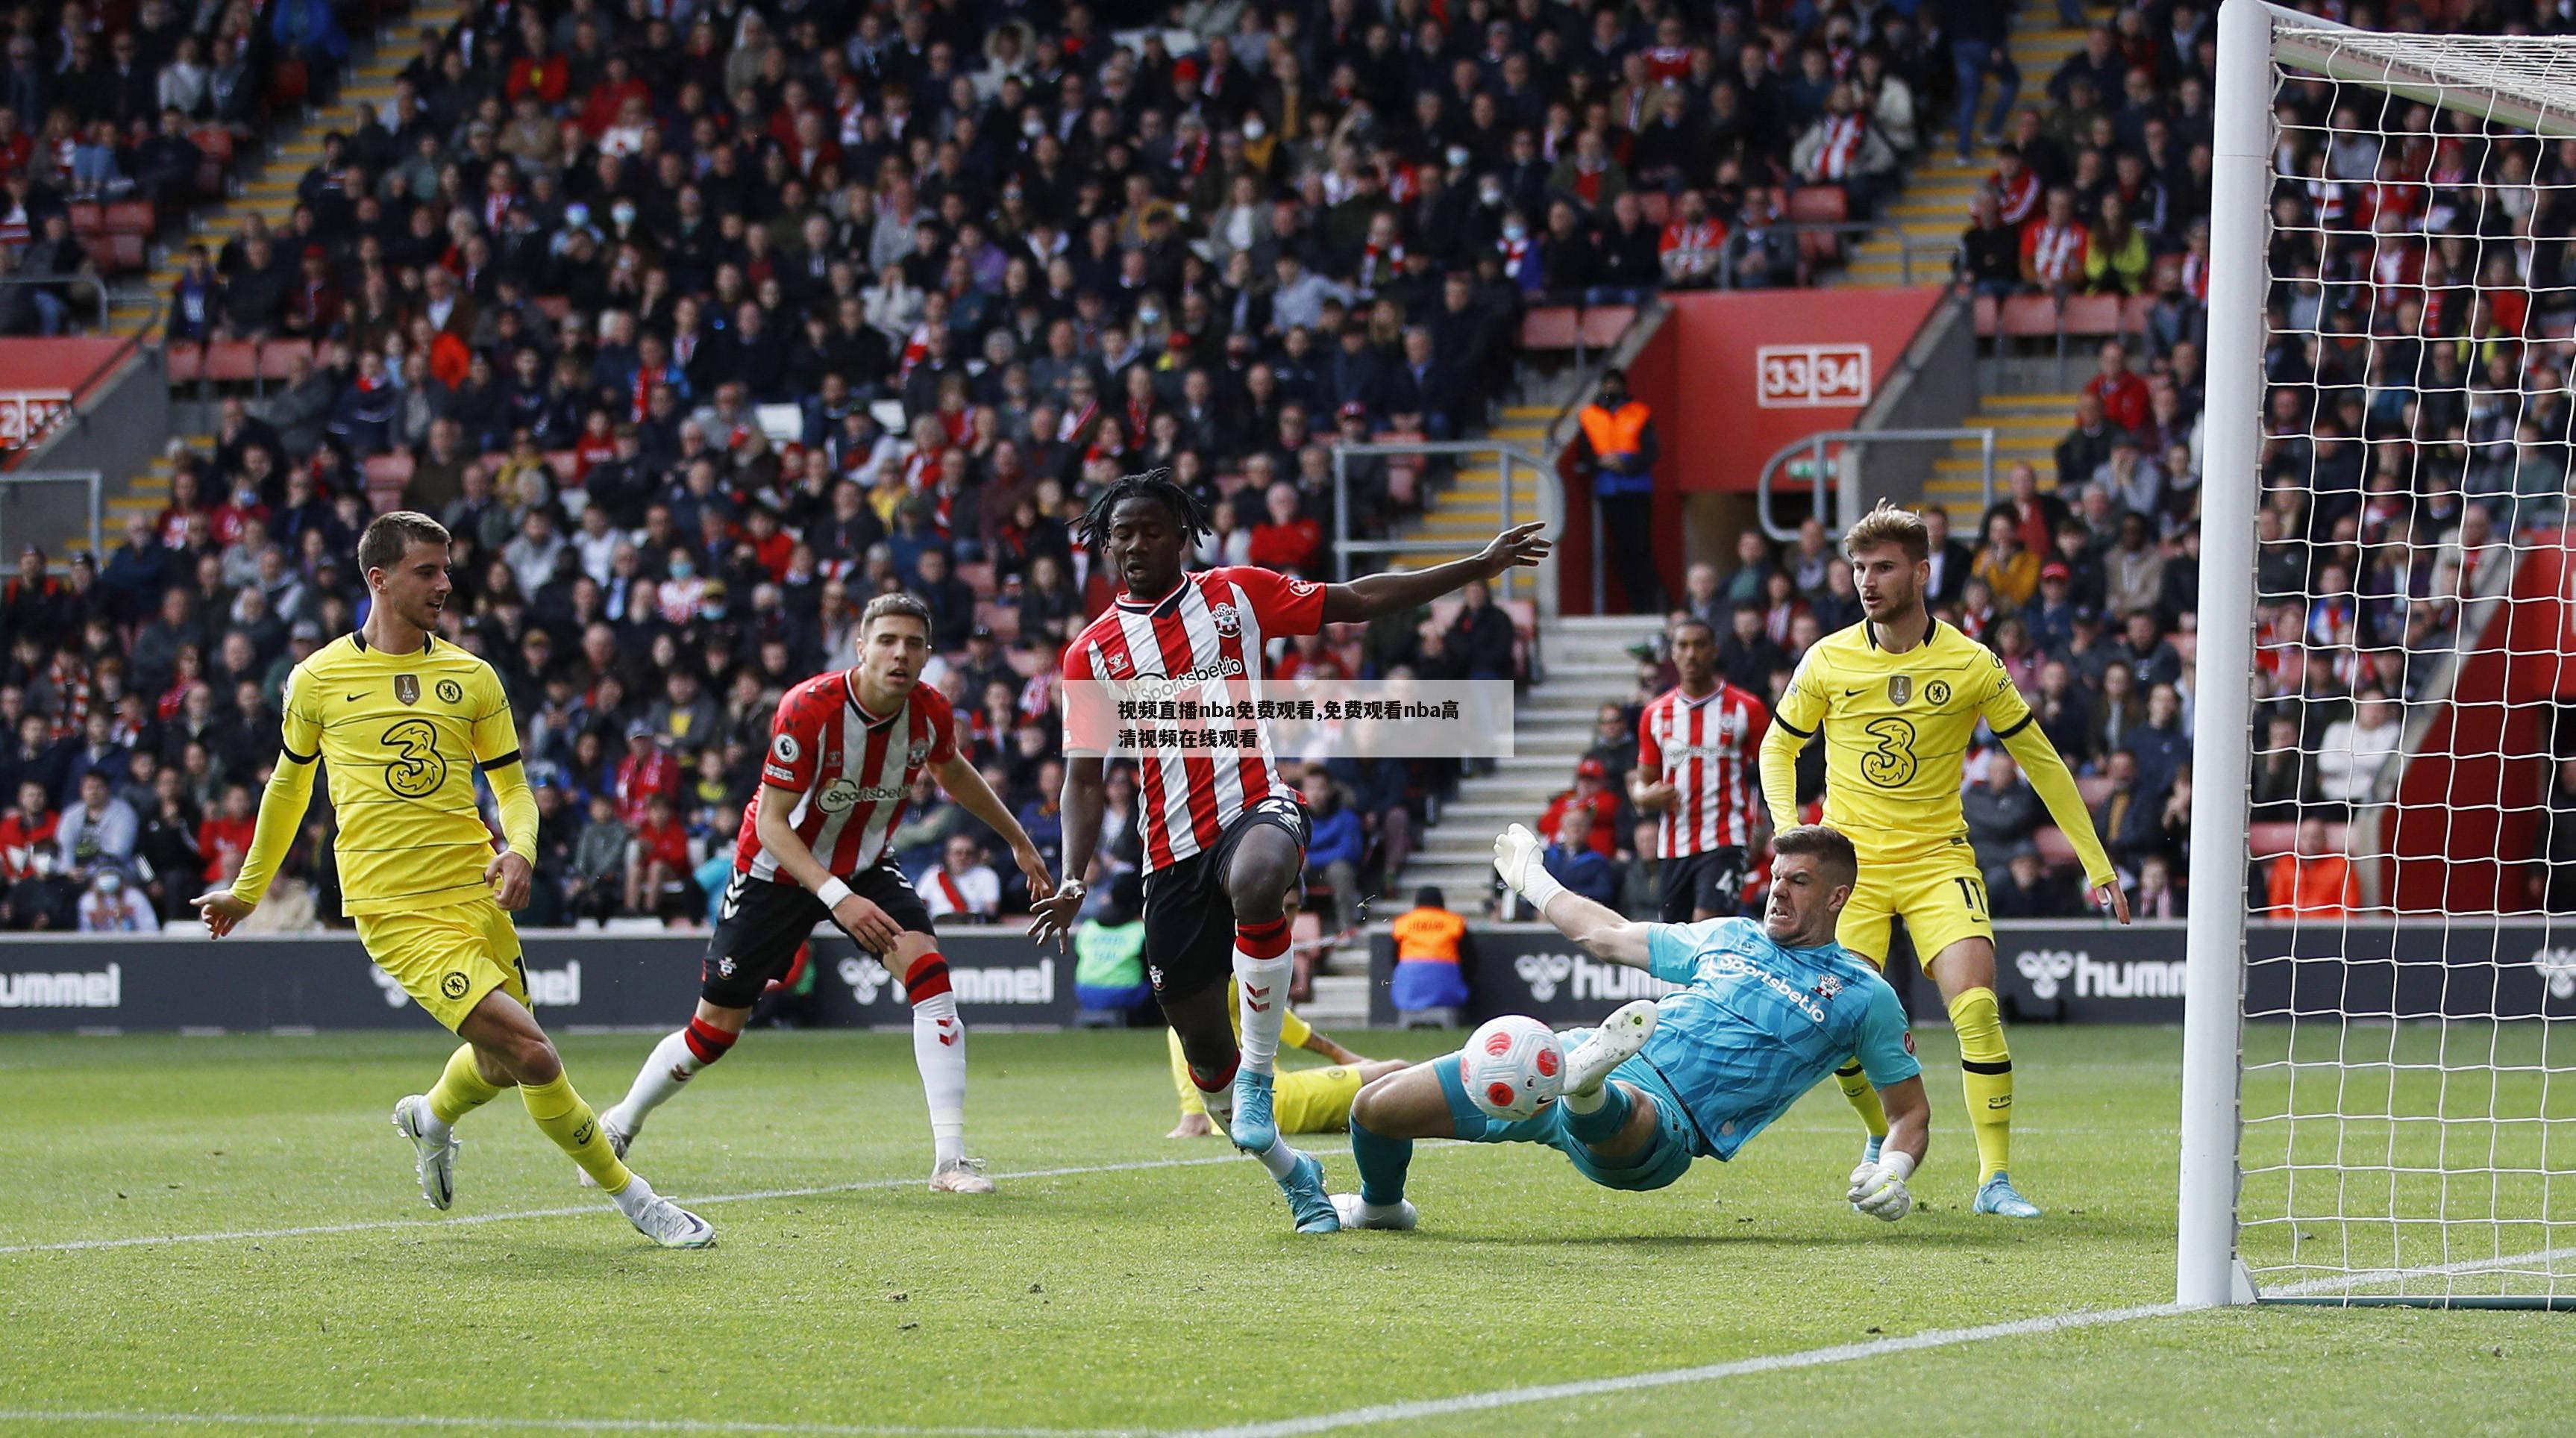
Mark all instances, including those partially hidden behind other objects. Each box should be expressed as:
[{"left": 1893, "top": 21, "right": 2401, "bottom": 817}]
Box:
[
  {"left": 1922, "top": 935, "right": 2037, "bottom": 1217},
  {"left": 457, "top": 988, "right": 715, "bottom": 1248},
  {"left": 601, "top": 999, "right": 746, "bottom": 1165}
]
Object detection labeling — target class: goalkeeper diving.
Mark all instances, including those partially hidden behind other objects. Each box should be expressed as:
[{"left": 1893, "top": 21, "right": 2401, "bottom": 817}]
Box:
[{"left": 1327, "top": 822, "right": 1928, "bottom": 1231}]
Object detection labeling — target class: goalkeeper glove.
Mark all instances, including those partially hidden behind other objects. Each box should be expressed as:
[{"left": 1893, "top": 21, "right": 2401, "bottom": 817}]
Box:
[
  {"left": 1492, "top": 823, "right": 1565, "bottom": 911},
  {"left": 1846, "top": 1148, "right": 1917, "bottom": 1222}
]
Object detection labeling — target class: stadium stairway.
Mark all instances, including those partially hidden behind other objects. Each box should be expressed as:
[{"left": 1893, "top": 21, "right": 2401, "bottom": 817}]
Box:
[
  {"left": 1922, "top": 389, "right": 2078, "bottom": 531},
  {"left": 78, "top": 4, "right": 465, "bottom": 556},
  {"left": 1840, "top": 19, "right": 2090, "bottom": 290}
]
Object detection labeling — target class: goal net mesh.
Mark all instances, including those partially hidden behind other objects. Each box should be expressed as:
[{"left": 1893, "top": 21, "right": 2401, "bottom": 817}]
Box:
[{"left": 2238, "top": 25, "right": 2576, "bottom": 1303}]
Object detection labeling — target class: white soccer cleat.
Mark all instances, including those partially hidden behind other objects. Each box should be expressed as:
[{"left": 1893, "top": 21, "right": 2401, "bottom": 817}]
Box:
[
  {"left": 1562, "top": 999, "right": 1658, "bottom": 1098},
  {"left": 390, "top": 1094, "right": 457, "bottom": 1211},
  {"left": 930, "top": 1156, "right": 996, "bottom": 1193},
  {"left": 1329, "top": 1192, "right": 1419, "bottom": 1231},
  {"left": 614, "top": 1176, "right": 716, "bottom": 1249},
  {"left": 576, "top": 1113, "right": 633, "bottom": 1190}
]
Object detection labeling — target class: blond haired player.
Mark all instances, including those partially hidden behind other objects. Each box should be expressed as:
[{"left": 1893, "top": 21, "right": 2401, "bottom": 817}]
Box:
[
  {"left": 1758, "top": 501, "right": 2130, "bottom": 1219},
  {"left": 1165, "top": 977, "right": 1405, "bottom": 1139},
  {"left": 192, "top": 512, "right": 713, "bottom": 1249}
]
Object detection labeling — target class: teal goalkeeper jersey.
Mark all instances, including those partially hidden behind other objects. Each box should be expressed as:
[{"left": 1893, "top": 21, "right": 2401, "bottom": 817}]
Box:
[{"left": 1640, "top": 918, "right": 1920, "bottom": 1159}]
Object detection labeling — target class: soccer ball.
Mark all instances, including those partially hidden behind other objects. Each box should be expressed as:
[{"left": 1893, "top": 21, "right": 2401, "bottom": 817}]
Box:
[{"left": 1459, "top": 1016, "right": 1565, "bottom": 1121}]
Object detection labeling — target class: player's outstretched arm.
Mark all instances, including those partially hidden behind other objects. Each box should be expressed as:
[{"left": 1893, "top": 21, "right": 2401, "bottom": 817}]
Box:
[
  {"left": 1849, "top": 1075, "right": 1931, "bottom": 1222},
  {"left": 194, "top": 748, "right": 319, "bottom": 937},
  {"left": 1317, "top": 522, "right": 1552, "bottom": 624},
  {"left": 1030, "top": 756, "right": 1106, "bottom": 951},
  {"left": 1995, "top": 724, "right": 2130, "bottom": 924},
  {"left": 1493, "top": 823, "right": 1652, "bottom": 969},
  {"left": 933, "top": 752, "right": 1056, "bottom": 907}
]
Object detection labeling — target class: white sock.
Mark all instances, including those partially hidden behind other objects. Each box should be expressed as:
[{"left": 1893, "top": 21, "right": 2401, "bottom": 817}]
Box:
[
  {"left": 1251, "top": 1136, "right": 1300, "bottom": 1179},
  {"left": 616, "top": 1028, "right": 711, "bottom": 1134},
  {"left": 417, "top": 1106, "right": 454, "bottom": 1145},
  {"left": 1234, "top": 941, "right": 1294, "bottom": 1077},
  {"left": 608, "top": 1170, "right": 656, "bottom": 1215},
  {"left": 912, "top": 992, "right": 968, "bottom": 1166},
  {"left": 1194, "top": 1063, "right": 1238, "bottom": 1130},
  {"left": 1564, "top": 1085, "right": 1607, "bottom": 1113}
]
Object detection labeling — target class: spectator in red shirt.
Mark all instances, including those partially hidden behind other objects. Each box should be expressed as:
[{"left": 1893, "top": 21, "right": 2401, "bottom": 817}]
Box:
[
  {"left": 1537, "top": 757, "right": 1622, "bottom": 860},
  {"left": 196, "top": 781, "right": 257, "bottom": 884},
  {"left": 2084, "top": 339, "right": 2152, "bottom": 434},
  {"left": 624, "top": 792, "right": 696, "bottom": 922},
  {"left": 1, "top": 779, "right": 57, "bottom": 881},
  {"left": 614, "top": 722, "right": 680, "bottom": 825},
  {"left": 1246, "top": 481, "right": 1325, "bottom": 575}
]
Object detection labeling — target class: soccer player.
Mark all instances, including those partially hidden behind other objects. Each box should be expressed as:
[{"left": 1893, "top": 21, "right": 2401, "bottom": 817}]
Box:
[
  {"left": 1631, "top": 614, "right": 1770, "bottom": 921},
  {"left": 1330, "top": 822, "right": 1929, "bottom": 1231},
  {"left": 192, "top": 512, "right": 713, "bottom": 1248},
  {"left": 1759, "top": 501, "right": 2129, "bottom": 1219},
  {"left": 1165, "top": 976, "right": 1406, "bottom": 1139},
  {"left": 1030, "top": 467, "right": 1549, "bottom": 1232},
  {"left": 598, "top": 594, "right": 1054, "bottom": 1192}
]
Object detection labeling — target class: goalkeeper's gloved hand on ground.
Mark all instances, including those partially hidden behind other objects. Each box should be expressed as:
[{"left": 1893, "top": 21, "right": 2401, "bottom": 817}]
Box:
[
  {"left": 1493, "top": 824, "right": 1564, "bottom": 911},
  {"left": 1847, "top": 1150, "right": 1917, "bottom": 1222}
]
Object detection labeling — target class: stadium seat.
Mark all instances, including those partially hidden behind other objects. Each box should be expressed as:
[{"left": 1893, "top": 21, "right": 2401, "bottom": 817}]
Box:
[
  {"left": 1576, "top": 306, "right": 1635, "bottom": 349},
  {"left": 973, "top": 599, "right": 1020, "bottom": 642},
  {"left": 2077, "top": 775, "right": 2115, "bottom": 809},
  {"left": 1788, "top": 187, "right": 1849, "bottom": 266},
  {"left": 2034, "top": 825, "right": 2078, "bottom": 870},
  {"left": 363, "top": 451, "right": 416, "bottom": 510},
  {"left": 256, "top": 339, "right": 312, "bottom": 381},
  {"left": 545, "top": 449, "right": 580, "bottom": 479},
  {"left": 1998, "top": 295, "right": 2059, "bottom": 340},
  {"left": 2119, "top": 293, "right": 2159, "bottom": 340},
  {"left": 957, "top": 560, "right": 996, "bottom": 596},
  {"left": 2060, "top": 294, "right": 2124, "bottom": 338},
  {"left": 1974, "top": 293, "right": 2002, "bottom": 337},
  {"left": 189, "top": 128, "right": 233, "bottom": 165},
  {"left": 106, "top": 233, "right": 146, "bottom": 271},
  {"left": 1005, "top": 647, "right": 1050, "bottom": 679},
  {"left": 66, "top": 201, "right": 103, "bottom": 237},
  {"left": 203, "top": 340, "right": 260, "bottom": 382},
  {"left": 2248, "top": 822, "right": 2298, "bottom": 860},
  {"left": 164, "top": 343, "right": 205, "bottom": 384},
  {"left": 103, "top": 201, "right": 153, "bottom": 234},
  {"left": 1517, "top": 307, "right": 1580, "bottom": 351}
]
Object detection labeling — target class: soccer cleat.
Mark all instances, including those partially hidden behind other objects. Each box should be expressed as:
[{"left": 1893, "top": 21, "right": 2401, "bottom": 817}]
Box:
[
  {"left": 930, "top": 1156, "right": 995, "bottom": 1194},
  {"left": 1276, "top": 1149, "right": 1339, "bottom": 1234},
  {"left": 620, "top": 1187, "right": 717, "bottom": 1249},
  {"left": 390, "top": 1095, "right": 457, "bottom": 1211},
  {"left": 1973, "top": 1171, "right": 2043, "bottom": 1219},
  {"left": 1562, "top": 999, "right": 1658, "bottom": 1098},
  {"left": 1230, "top": 1069, "right": 1278, "bottom": 1154},
  {"left": 1852, "top": 1134, "right": 1886, "bottom": 1214},
  {"left": 1329, "top": 1192, "right": 1418, "bottom": 1231},
  {"left": 576, "top": 1113, "right": 633, "bottom": 1190}
]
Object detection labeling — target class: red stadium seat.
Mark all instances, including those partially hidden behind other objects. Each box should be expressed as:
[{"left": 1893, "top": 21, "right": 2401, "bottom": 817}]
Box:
[
  {"left": 164, "top": 342, "right": 205, "bottom": 384},
  {"left": 2248, "top": 822, "right": 2298, "bottom": 860},
  {"left": 1788, "top": 186, "right": 1849, "bottom": 224},
  {"left": 189, "top": 128, "right": 234, "bottom": 165},
  {"left": 1998, "top": 295, "right": 2059, "bottom": 339},
  {"left": 2060, "top": 293, "right": 2124, "bottom": 337},
  {"left": 2034, "top": 825, "right": 2079, "bottom": 870},
  {"left": 106, "top": 233, "right": 146, "bottom": 271},
  {"left": 2077, "top": 775, "right": 2115, "bottom": 809},
  {"left": 973, "top": 600, "right": 1021, "bottom": 643},
  {"left": 957, "top": 560, "right": 996, "bottom": 596},
  {"left": 66, "top": 201, "right": 103, "bottom": 237},
  {"left": 363, "top": 451, "right": 416, "bottom": 510},
  {"left": 203, "top": 340, "right": 260, "bottom": 382},
  {"left": 2120, "top": 293, "right": 2158, "bottom": 340},
  {"left": 256, "top": 338, "right": 313, "bottom": 380},
  {"left": 1576, "top": 306, "right": 1635, "bottom": 348},
  {"left": 1518, "top": 307, "right": 1580, "bottom": 351},
  {"left": 1975, "top": 293, "right": 2002, "bottom": 337},
  {"left": 104, "top": 200, "right": 154, "bottom": 234},
  {"left": 544, "top": 449, "right": 580, "bottom": 479}
]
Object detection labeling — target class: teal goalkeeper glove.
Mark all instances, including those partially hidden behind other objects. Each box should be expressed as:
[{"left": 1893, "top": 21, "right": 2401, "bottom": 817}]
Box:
[{"left": 1848, "top": 1150, "right": 1917, "bottom": 1222}]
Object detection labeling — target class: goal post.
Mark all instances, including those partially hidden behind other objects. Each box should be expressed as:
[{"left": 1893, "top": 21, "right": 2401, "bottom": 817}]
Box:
[{"left": 2182, "top": 2, "right": 2576, "bottom": 1310}]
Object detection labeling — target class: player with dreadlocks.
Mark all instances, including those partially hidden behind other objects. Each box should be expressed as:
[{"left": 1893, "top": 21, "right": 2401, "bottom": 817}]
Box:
[{"left": 1031, "top": 467, "right": 1549, "bottom": 1231}]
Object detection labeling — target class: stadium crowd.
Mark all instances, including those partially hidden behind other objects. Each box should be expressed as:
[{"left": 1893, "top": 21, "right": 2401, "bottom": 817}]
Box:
[{"left": 1, "top": 0, "right": 1935, "bottom": 935}]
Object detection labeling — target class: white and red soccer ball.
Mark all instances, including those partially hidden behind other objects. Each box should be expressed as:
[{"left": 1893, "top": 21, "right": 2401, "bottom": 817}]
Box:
[{"left": 1460, "top": 1015, "right": 1564, "bottom": 1122}]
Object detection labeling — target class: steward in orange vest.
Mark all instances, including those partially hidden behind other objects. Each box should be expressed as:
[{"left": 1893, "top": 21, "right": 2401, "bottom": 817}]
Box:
[{"left": 1571, "top": 367, "right": 1664, "bottom": 610}]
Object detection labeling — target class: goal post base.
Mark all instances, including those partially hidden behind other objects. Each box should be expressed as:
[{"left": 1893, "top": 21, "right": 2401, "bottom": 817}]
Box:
[{"left": 2254, "top": 1295, "right": 2576, "bottom": 1312}]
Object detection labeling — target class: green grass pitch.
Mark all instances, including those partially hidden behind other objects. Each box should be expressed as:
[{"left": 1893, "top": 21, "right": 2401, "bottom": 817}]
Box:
[{"left": 1, "top": 1025, "right": 2569, "bottom": 1436}]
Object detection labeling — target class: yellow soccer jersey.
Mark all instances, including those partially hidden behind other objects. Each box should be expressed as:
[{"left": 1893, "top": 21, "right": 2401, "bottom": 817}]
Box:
[
  {"left": 1768, "top": 619, "right": 2033, "bottom": 863},
  {"left": 278, "top": 633, "right": 519, "bottom": 916}
]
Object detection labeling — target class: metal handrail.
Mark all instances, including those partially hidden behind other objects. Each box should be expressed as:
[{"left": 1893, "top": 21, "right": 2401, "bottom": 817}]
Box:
[
  {"left": 0, "top": 271, "right": 112, "bottom": 330},
  {"left": 0, "top": 469, "right": 104, "bottom": 558},
  {"left": 1754, "top": 426, "right": 1998, "bottom": 541},
  {"left": 1329, "top": 440, "right": 1564, "bottom": 633},
  {"left": 1711, "top": 222, "right": 1962, "bottom": 288}
]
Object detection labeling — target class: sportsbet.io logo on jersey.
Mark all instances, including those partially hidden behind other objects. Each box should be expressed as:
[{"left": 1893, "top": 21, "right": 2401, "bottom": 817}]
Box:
[{"left": 814, "top": 778, "right": 906, "bottom": 813}]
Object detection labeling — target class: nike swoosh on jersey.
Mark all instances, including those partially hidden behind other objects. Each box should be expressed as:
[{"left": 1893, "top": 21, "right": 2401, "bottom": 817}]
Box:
[{"left": 346, "top": 693, "right": 367, "bottom": 701}]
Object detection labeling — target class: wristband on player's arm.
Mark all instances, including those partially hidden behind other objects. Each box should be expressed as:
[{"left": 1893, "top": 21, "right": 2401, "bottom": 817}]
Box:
[
  {"left": 816, "top": 877, "right": 854, "bottom": 908},
  {"left": 1875, "top": 1148, "right": 1917, "bottom": 1184},
  {"left": 1515, "top": 865, "right": 1567, "bottom": 914}
]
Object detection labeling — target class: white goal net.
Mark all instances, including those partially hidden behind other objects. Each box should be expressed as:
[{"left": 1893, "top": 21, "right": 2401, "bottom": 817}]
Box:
[{"left": 2185, "top": 6, "right": 2576, "bottom": 1309}]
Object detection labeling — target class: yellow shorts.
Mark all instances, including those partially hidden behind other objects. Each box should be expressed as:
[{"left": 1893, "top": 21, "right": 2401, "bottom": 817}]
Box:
[
  {"left": 1276, "top": 1064, "right": 1367, "bottom": 1135},
  {"left": 353, "top": 896, "right": 528, "bottom": 1032},
  {"left": 1837, "top": 843, "right": 1992, "bottom": 973}
]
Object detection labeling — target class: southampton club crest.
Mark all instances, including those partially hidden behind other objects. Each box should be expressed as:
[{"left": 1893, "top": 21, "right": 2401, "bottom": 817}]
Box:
[
  {"left": 907, "top": 740, "right": 932, "bottom": 766},
  {"left": 1209, "top": 601, "right": 1242, "bottom": 637}
]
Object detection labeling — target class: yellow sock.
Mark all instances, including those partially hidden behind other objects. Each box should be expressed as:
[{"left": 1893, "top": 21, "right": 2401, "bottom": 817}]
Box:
[
  {"left": 1948, "top": 986, "right": 2013, "bottom": 1184},
  {"left": 426, "top": 1043, "right": 504, "bottom": 1127},
  {"left": 1834, "top": 1060, "right": 1889, "bottom": 1139},
  {"left": 519, "top": 1071, "right": 633, "bottom": 1195}
]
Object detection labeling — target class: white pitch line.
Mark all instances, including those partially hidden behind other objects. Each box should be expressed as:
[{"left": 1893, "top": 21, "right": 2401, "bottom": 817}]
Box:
[
  {"left": 0, "top": 1142, "right": 1473, "bottom": 1257},
  {"left": 1175, "top": 1302, "right": 2186, "bottom": 1437},
  {"left": 0, "top": 1411, "right": 1154, "bottom": 1437},
  {"left": 2262, "top": 1244, "right": 2576, "bottom": 1296}
]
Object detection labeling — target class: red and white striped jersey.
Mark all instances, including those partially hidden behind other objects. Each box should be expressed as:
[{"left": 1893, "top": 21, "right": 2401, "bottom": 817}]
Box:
[
  {"left": 1062, "top": 565, "right": 1327, "bottom": 872},
  {"left": 733, "top": 670, "right": 959, "bottom": 882},
  {"left": 1637, "top": 681, "right": 1769, "bottom": 857}
]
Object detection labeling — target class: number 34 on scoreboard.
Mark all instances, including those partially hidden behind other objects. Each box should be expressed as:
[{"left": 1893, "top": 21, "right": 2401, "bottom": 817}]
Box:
[{"left": 1755, "top": 344, "right": 1872, "bottom": 408}]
